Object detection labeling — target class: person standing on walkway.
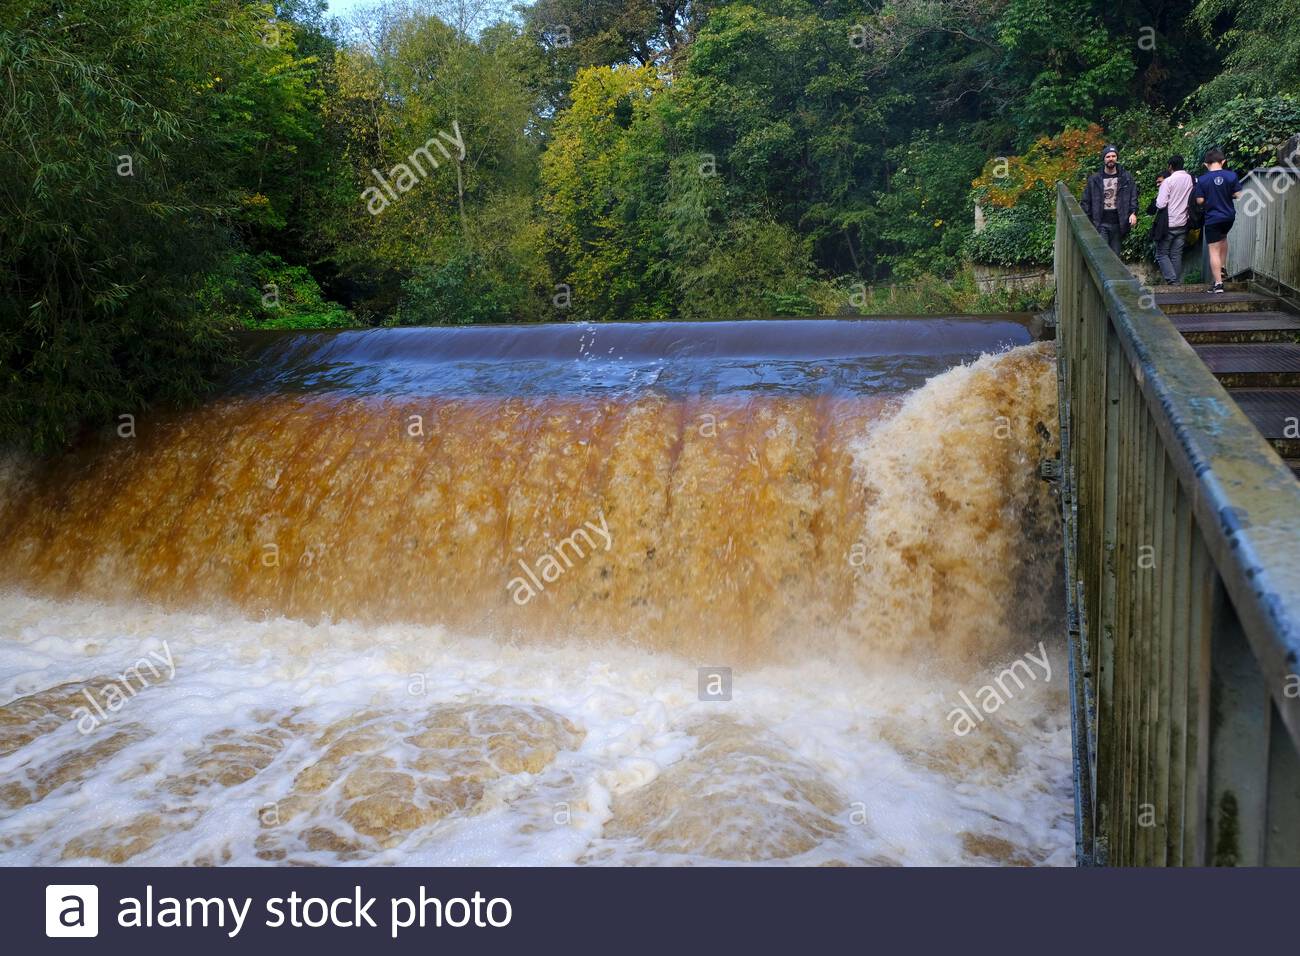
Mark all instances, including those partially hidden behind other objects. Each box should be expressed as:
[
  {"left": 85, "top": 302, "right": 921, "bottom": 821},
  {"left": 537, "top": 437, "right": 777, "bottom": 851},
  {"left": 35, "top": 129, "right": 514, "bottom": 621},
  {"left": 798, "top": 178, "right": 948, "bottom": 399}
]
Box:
[
  {"left": 1082, "top": 144, "right": 1138, "bottom": 256},
  {"left": 1148, "top": 171, "right": 1168, "bottom": 266},
  {"left": 1154, "top": 155, "right": 1194, "bottom": 284},
  {"left": 1193, "top": 148, "right": 1242, "bottom": 294}
]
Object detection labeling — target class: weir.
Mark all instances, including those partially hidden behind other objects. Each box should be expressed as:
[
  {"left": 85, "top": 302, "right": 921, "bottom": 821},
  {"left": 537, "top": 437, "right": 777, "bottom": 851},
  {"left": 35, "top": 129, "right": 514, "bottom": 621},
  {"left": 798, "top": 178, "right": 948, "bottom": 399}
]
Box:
[
  {"left": 0, "top": 314, "right": 1076, "bottom": 866},
  {"left": 0, "top": 318, "right": 1058, "bottom": 663}
]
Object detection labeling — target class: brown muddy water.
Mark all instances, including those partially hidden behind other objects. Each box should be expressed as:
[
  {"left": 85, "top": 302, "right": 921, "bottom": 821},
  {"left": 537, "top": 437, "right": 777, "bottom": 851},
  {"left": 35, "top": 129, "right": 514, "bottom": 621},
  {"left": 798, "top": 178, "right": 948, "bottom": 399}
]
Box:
[{"left": 0, "top": 318, "right": 1073, "bottom": 865}]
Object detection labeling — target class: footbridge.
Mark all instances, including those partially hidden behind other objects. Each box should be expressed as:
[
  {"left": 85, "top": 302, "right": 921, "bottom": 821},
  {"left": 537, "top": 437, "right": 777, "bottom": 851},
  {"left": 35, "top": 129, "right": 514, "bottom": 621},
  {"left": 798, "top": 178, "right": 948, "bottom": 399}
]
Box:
[{"left": 1054, "top": 176, "right": 1300, "bottom": 866}]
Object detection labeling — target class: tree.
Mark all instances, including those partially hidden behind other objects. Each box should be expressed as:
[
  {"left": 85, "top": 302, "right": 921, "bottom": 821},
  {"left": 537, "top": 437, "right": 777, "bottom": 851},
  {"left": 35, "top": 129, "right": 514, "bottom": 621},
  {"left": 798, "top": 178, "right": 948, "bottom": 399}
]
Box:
[
  {"left": 996, "top": 0, "right": 1136, "bottom": 135},
  {"left": 1193, "top": 0, "right": 1300, "bottom": 102},
  {"left": 321, "top": 1, "right": 546, "bottom": 320},
  {"left": 539, "top": 64, "right": 673, "bottom": 321},
  {"left": 665, "top": 3, "right": 901, "bottom": 275},
  {"left": 0, "top": 0, "right": 315, "bottom": 451},
  {"left": 523, "top": 0, "right": 707, "bottom": 67},
  {"left": 849, "top": 0, "right": 1156, "bottom": 142}
]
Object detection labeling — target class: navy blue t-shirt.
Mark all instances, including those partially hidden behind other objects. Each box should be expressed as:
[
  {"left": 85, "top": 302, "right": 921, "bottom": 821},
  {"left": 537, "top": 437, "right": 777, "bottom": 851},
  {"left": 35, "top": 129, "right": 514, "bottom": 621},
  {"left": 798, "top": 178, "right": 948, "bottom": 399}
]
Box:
[{"left": 1194, "top": 169, "right": 1241, "bottom": 225}]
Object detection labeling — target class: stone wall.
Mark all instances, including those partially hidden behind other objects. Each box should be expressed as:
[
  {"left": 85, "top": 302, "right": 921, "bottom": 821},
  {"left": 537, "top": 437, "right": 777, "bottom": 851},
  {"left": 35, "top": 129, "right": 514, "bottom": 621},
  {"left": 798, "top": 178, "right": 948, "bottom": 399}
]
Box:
[{"left": 972, "top": 258, "right": 1167, "bottom": 294}]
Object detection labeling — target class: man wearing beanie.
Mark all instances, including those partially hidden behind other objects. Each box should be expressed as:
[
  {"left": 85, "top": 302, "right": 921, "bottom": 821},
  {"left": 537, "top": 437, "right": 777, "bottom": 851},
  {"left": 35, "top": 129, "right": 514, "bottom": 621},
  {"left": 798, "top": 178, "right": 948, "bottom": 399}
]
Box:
[{"left": 1081, "top": 144, "right": 1138, "bottom": 257}]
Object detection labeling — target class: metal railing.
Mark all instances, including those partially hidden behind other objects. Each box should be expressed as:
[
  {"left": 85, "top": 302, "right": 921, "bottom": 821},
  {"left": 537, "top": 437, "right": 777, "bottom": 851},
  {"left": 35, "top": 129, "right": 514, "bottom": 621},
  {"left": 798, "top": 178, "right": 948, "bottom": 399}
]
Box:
[
  {"left": 1054, "top": 182, "right": 1300, "bottom": 866},
  {"left": 1225, "top": 167, "right": 1300, "bottom": 296}
]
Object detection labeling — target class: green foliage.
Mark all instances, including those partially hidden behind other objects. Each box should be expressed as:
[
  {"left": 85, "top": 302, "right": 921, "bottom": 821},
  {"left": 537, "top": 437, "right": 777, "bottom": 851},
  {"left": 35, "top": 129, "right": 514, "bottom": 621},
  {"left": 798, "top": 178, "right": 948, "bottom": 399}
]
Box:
[
  {"left": 675, "top": 3, "right": 901, "bottom": 276},
  {"left": 847, "top": 267, "right": 1057, "bottom": 316},
  {"left": 965, "top": 194, "right": 1056, "bottom": 267},
  {"left": 539, "top": 2, "right": 906, "bottom": 314},
  {"left": 321, "top": 11, "right": 545, "bottom": 319},
  {"left": 200, "top": 252, "right": 355, "bottom": 330},
  {"left": 1, "top": 0, "right": 238, "bottom": 452},
  {"left": 1193, "top": 0, "right": 1300, "bottom": 102},
  {"left": 1191, "top": 95, "right": 1300, "bottom": 170},
  {"left": 394, "top": 252, "right": 527, "bottom": 326},
  {"left": 876, "top": 135, "right": 986, "bottom": 279},
  {"left": 676, "top": 217, "right": 820, "bottom": 318},
  {"left": 540, "top": 64, "right": 673, "bottom": 321},
  {"left": 995, "top": 0, "right": 1137, "bottom": 137}
]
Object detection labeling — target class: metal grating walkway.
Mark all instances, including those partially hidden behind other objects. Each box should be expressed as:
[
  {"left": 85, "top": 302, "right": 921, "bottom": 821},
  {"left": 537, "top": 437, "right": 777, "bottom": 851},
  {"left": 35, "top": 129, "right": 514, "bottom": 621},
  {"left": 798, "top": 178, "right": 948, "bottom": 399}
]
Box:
[{"left": 1157, "top": 287, "right": 1300, "bottom": 478}]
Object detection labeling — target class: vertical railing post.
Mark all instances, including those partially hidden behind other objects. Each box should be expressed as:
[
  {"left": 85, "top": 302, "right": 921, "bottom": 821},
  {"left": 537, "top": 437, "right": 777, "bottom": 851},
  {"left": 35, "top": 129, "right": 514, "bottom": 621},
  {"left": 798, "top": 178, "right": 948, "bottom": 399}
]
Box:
[
  {"left": 1265, "top": 707, "right": 1300, "bottom": 864},
  {"left": 1095, "top": 329, "right": 1121, "bottom": 860},
  {"left": 1205, "top": 600, "right": 1273, "bottom": 865},
  {"left": 1185, "top": 537, "right": 1213, "bottom": 864}
]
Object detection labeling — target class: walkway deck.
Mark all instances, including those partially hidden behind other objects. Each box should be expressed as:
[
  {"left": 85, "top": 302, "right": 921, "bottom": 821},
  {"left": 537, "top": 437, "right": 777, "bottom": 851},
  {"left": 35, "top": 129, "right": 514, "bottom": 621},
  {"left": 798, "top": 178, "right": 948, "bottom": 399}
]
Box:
[{"left": 1154, "top": 284, "right": 1300, "bottom": 477}]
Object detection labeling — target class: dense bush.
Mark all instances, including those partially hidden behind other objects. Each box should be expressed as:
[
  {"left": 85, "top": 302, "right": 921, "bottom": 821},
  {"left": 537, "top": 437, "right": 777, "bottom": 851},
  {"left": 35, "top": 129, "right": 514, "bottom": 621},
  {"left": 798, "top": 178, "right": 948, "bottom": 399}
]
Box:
[
  {"left": 995, "top": 0, "right": 1136, "bottom": 137},
  {"left": 1192, "top": 0, "right": 1300, "bottom": 103},
  {"left": 1191, "top": 96, "right": 1300, "bottom": 170},
  {"left": 676, "top": 218, "right": 820, "bottom": 318},
  {"left": 965, "top": 197, "right": 1056, "bottom": 267},
  {"left": 847, "top": 268, "right": 1056, "bottom": 316},
  {"left": 200, "top": 252, "right": 354, "bottom": 331},
  {"left": 395, "top": 253, "right": 530, "bottom": 326},
  {"left": 971, "top": 124, "right": 1109, "bottom": 209},
  {"left": 876, "top": 135, "right": 987, "bottom": 279},
  {"left": 964, "top": 126, "right": 1107, "bottom": 266}
]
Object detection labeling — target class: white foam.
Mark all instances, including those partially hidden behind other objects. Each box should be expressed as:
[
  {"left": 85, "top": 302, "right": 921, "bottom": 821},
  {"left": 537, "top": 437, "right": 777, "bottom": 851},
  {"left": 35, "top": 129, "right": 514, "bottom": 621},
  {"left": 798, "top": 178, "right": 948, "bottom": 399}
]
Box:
[{"left": 0, "top": 589, "right": 1073, "bottom": 866}]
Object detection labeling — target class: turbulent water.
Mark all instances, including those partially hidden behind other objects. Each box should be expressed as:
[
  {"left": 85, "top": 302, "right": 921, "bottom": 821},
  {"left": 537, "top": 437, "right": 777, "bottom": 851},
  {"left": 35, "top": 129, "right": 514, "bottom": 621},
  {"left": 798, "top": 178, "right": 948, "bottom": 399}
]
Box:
[{"left": 0, "top": 319, "right": 1073, "bottom": 866}]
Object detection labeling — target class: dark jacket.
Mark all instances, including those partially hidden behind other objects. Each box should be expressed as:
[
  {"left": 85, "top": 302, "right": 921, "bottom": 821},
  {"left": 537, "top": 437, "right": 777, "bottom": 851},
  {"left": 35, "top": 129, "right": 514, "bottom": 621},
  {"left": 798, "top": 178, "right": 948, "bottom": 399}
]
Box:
[
  {"left": 1082, "top": 166, "right": 1139, "bottom": 236},
  {"left": 1148, "top": 199, "right": 1169, "bottom": 242}
]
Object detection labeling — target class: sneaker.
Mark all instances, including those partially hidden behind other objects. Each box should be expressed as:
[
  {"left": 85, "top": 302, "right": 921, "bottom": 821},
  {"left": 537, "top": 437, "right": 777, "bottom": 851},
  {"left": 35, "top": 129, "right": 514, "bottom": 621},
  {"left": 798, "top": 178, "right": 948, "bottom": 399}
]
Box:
[{"left": 1210, "top": 283, "right": 1225, "bottom": 294}]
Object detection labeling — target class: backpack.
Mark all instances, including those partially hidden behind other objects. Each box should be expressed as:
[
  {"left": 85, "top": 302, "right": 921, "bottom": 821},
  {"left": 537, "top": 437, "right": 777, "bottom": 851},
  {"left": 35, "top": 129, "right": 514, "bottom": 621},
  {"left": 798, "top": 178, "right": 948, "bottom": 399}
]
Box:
[{"left": 1186, "top": 179, "right": 1205, "bottom": 230}]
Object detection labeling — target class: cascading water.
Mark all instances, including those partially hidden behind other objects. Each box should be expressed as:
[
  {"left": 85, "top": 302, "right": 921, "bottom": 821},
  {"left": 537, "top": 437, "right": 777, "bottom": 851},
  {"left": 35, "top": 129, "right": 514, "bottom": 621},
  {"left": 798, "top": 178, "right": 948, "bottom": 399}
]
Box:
[{"left": 0, "top": 318, "right": 1074, "bottom": 865}]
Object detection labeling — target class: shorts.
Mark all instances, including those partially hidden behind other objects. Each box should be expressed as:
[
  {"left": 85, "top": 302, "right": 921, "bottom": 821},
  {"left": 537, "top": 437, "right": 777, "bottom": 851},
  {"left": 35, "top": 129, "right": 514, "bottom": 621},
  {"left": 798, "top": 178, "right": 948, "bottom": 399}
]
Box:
[{"left": 1205, "top": 220, "right": 1234, "bottom": 243}]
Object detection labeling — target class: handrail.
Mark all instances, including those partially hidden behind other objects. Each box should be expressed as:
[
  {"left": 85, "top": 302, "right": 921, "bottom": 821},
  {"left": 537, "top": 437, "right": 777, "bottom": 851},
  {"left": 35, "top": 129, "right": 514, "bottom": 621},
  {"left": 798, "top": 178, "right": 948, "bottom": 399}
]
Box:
[
  {"left": 1226, "top": 166, "right": 1300, "bottom": 295},
  {"left": 1054, "top": 181, "right": 1300, "bottom": 865}
]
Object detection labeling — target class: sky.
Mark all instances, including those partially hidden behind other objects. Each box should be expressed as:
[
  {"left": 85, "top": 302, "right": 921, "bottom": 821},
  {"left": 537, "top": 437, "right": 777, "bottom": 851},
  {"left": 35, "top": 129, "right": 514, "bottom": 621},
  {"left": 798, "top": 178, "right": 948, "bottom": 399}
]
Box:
[
  {"left": 322, "top": 0, "right": 520, "bottom": 33},
  {"left": 325, "top": 0, "right": 373, "bottom": 18}
]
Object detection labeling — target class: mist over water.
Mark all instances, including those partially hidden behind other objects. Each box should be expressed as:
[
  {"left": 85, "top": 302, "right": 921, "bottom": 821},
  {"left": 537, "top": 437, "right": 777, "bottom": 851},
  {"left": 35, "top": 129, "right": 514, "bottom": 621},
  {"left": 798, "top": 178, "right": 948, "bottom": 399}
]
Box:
[{"left": 0, "top": 320, "right": 1072, "bottom": 865}]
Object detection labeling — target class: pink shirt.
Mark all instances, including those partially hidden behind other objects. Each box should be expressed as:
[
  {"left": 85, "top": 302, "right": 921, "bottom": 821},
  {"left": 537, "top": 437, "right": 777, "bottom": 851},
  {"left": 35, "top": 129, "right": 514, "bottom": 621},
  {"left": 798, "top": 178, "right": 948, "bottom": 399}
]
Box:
[{"left": 1157, "top": 170, "right": 1194, "bottom": 229}]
